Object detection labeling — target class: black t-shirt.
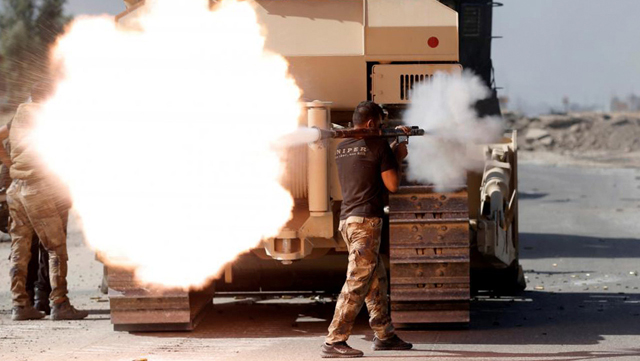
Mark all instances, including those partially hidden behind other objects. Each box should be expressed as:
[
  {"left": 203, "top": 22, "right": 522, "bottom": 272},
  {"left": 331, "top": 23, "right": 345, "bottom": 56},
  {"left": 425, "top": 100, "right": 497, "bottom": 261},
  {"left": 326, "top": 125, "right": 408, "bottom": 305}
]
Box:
[{"left": 336, "top": 137, "right": 398, "bottom": 219}]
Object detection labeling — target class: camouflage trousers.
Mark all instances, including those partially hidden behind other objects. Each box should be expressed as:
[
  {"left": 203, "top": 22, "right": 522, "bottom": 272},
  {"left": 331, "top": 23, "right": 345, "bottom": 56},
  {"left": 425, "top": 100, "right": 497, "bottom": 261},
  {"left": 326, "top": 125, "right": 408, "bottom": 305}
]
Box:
[
  {"left": 326, "top": 216, "right": 395, "bottom": 344},
  {"left": 26, "top": 234, "right": 51, "bottom": 302},
  {"left": 8, "top": 179, "right": 69, "bottom": 307}
]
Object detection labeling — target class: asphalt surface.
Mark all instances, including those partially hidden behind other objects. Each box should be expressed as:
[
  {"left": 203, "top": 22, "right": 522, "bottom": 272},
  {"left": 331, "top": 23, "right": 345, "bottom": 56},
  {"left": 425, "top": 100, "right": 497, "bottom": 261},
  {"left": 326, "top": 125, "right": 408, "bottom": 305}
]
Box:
[{"left": 1, "top": 162, "right": 639, "bottom": 361}]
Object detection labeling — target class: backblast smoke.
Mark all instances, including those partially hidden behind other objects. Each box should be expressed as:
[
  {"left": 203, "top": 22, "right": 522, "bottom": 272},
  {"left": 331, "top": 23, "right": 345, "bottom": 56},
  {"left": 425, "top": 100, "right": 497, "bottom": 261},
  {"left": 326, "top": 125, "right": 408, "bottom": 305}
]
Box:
[
  {"left": 403, "top": 71, "right": 503, "bottom": 191},
  {"left": 32, "top": 0, "right": 302, "bottom": 289}
]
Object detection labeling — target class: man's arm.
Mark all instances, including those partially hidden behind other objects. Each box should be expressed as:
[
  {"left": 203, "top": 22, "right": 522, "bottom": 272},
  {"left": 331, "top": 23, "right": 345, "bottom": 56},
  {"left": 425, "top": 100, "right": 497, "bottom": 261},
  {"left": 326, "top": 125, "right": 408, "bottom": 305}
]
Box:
[
  {"left": 381, "top": 168, "right": 399, "bottom": 193},
  {"left": 0, "top": 125, "right": 12, "bottom": 169},
  {"left": 381, "top": 128, "right": 409, "bottom": 193},
  {"left": 381, "top": 142, "right": 408, "bottom": 193}
]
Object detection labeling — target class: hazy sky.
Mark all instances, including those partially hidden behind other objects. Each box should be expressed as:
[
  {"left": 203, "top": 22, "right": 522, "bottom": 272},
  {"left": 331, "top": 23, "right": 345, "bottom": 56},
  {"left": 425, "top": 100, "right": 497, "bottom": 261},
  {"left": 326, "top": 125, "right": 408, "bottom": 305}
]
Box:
[
  {"left": 65, "top": 1, "right": 640, "bottom": 113},
  {"left": 493, "top": 0, "right": 640, "bottom": 113},
  {"left": 66, "top": 0, "right": 124, "bottom": 16}
]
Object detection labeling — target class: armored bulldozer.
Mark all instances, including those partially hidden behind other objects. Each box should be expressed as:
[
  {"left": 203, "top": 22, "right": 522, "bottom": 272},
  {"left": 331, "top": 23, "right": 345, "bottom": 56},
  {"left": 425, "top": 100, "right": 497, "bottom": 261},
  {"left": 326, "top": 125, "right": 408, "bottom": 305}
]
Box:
[{"left": 108, "top": 0, "right": 523, "bottom": 331}]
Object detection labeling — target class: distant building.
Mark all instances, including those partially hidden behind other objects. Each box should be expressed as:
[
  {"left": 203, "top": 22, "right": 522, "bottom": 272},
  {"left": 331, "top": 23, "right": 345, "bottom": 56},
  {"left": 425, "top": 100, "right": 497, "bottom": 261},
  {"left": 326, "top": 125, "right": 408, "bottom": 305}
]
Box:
[
  {"left": 498, "top": 96, "right": 510, "bottom": 111},
  {"left": 611, "top": 94, "right": 640, "bottom": 112},
  {"left": 629, "top": 94, "right": 640, "bottom": 111}
]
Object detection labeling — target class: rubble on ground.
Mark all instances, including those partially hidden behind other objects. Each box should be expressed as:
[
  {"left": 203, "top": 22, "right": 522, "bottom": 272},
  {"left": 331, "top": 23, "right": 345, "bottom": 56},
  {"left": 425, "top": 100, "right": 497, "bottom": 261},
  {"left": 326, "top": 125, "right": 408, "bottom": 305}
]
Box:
[{"left": 503, "top": 111, "right": 640, "bottom": 154}]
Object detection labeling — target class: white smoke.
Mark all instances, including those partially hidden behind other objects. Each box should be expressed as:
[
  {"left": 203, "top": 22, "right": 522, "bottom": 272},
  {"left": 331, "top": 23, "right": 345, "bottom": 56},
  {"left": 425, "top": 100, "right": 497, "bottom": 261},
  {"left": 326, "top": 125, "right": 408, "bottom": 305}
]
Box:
[
  {"left": 275, "top": 127, "right": 321, "bottom": 148},
  {"left": 33, "top": 0, "right": 302, "bottom": 289},
  {"left": 403, "top": 71, "right": 503, "bottom": 191}
]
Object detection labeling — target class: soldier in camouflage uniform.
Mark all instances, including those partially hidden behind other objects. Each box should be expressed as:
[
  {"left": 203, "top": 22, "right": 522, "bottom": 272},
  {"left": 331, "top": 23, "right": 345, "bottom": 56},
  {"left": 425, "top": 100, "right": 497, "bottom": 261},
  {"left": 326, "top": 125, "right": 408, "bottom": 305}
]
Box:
[
  {"left": 322, "top": 101, "right": 412, "bottom": 358},
  {"left": 0, "top": 120, "right": 52, "bottom": 315},
  {"left": 0, "top": 82, "right": 88, "bottom": 321}
]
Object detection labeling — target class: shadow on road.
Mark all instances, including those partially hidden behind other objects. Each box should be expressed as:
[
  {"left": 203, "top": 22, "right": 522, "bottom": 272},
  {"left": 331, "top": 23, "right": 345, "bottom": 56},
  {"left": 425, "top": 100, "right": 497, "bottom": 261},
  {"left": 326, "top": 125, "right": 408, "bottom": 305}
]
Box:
[
  {"left": 366, "top": 349, "right": 640, "bottom": 360},
  {"left": 520, "top": 233, "right": 640, "bottom": 258},
  {"left": 463, "top": 291, "right": 640, "bottom": 345},
  {"left": 132, "top": 290, "right": 639, "bottom": 347},
  {"left": 519, "top": 192, "right": 549, "bottom": 200}
]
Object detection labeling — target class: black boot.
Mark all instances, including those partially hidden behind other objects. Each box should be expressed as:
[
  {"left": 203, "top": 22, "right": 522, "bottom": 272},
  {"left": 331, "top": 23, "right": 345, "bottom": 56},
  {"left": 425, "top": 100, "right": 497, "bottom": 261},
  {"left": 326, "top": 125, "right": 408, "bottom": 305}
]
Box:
[
  {"left": 34, "top": 299, "right": 51, "bottom": 315},
  {"left": 321, "top": 342, "right": 364, "bottom": 358},
  {"left": 372, "top": 335, "right": 413, "bottom": 351},
  {"left": 34, "top": 290, "right": 51, "bottom": 315}
]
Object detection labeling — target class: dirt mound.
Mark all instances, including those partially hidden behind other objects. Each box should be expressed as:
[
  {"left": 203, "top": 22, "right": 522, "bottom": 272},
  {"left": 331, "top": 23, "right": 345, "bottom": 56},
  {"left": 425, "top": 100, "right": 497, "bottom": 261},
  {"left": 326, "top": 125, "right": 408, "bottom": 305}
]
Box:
[{"left": 504, "top": 112, "right": 640, "bottom": 154}]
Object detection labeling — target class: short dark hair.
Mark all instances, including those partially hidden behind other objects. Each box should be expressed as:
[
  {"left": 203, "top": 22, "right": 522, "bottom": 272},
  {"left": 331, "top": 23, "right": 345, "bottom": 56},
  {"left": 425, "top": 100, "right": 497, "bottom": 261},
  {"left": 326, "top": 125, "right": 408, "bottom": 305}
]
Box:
[
  {"left": 352, "top": 101, "right": 384, "bottom": 126},
  {"left": 30, "top": 81, "right": 52, "bottom": 103}
]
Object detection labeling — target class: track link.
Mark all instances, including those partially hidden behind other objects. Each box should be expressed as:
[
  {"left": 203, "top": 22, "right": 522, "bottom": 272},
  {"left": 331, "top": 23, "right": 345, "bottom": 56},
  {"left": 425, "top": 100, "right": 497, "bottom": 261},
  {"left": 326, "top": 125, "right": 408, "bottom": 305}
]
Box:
[{"left": 388, "top": 185, "right": 470, "bottom": 324}]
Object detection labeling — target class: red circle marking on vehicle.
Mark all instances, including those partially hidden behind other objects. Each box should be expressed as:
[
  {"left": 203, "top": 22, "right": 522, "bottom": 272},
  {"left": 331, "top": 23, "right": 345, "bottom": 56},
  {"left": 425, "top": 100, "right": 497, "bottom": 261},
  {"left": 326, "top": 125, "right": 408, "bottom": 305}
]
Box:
[{"left": 428, "top": 37, "right": 440, "bottom": 48}]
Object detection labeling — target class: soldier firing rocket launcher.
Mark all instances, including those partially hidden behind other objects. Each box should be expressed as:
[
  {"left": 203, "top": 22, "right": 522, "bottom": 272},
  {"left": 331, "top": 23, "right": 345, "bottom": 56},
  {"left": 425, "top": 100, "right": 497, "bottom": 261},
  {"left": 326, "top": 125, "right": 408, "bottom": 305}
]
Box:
[{"left": 312, "top": 126, "right": 427, "bottom": 144}]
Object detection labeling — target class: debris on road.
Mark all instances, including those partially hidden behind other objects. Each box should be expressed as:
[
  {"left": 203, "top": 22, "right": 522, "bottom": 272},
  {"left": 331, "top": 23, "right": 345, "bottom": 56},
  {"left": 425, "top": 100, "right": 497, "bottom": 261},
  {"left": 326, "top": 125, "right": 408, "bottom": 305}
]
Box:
[{"left": 505, "top": 112, "right": 640, "bottom": 154}]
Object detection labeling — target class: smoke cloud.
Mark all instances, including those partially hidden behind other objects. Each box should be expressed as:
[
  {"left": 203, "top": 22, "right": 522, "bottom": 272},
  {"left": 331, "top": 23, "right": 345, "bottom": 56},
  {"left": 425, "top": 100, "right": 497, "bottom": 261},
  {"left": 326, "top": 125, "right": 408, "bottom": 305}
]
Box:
[
  {"left": 403, "top": 71, "right": 503, "bottom": 191},
  {"left": 33, "top": 0, "right": 302, "bottom": 288},
  {"left": 275, "top": 127, "right": 321, "bottom": 148}
]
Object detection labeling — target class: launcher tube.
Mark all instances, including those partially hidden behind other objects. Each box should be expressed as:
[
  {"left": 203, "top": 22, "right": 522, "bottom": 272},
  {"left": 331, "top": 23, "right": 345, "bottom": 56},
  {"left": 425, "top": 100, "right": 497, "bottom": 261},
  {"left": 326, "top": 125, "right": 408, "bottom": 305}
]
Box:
[{"left": 315, "top": 126, "right": 426, "bottom": 141}]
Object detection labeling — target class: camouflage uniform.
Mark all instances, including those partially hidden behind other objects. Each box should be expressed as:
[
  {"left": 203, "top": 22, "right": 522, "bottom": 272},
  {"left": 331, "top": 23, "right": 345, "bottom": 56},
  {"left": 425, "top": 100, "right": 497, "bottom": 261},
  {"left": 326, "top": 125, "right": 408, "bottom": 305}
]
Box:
[
  {"left": 325, "top": 216, "right": 395, "bottom": 344},
  {"left": 7, "top": 103, "right": 71, "bottom": 308},
  {"left": 1, "top": 118, "right": 52, "bottom": 304},
  {"left": 8, "top": 179, "right": 70, "bottom": 307}
]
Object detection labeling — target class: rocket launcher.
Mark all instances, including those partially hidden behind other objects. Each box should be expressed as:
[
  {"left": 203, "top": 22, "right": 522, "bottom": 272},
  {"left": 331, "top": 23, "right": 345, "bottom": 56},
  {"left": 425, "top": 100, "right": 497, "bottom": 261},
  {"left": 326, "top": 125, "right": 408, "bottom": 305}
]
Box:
[{"left": 313, "top": 126, "right": 426, "bottom": 144}]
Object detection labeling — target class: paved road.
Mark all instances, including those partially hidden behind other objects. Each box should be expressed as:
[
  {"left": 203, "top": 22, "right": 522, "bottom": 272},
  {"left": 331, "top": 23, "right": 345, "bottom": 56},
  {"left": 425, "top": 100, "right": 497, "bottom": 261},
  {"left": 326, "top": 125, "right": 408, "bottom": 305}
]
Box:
[{"left": 1, "top": 163, "right": 639, "bottom": 361}]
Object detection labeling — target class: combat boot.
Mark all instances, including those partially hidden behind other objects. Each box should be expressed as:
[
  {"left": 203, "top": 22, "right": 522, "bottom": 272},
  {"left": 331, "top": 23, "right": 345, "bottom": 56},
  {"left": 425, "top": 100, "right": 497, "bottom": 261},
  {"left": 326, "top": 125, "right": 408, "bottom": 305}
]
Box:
[
  {"left": 321, "top": 342, "right": 364, "bottom": 358},
  {"left": 51, "top": 301, "right": 89, "bottom": 320},
  {"left": 34, "top": 290, "right": 51, "bottom": 315},
  {"left": 372, "top": 335, "right": 413, "bottom": 351},
  {"left": 34, "top": 299, "right": 51, "bottom": 315},
  {"left": 12, "top": 305, "right": 46, "bottom": 321}
]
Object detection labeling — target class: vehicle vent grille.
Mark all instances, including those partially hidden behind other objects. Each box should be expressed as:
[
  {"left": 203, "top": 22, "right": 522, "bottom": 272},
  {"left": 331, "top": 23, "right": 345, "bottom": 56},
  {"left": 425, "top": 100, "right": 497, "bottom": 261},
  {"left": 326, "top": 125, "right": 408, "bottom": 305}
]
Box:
[
  {"left": 400, "top": 74, "right": 432, "bottom": 101},
  {"left": 462, "top": 5, "right": 481, "bottom": 37}
]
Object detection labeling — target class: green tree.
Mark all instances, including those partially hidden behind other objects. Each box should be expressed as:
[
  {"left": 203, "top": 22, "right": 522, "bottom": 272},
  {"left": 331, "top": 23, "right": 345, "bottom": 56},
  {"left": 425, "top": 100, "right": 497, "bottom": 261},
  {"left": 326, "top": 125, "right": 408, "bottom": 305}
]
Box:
[
  {"left": 0, "top": 0, "right": 70, "bottom": 111},
  {"left": 35, "top": 0, "right": 70, "bottom": 50}
]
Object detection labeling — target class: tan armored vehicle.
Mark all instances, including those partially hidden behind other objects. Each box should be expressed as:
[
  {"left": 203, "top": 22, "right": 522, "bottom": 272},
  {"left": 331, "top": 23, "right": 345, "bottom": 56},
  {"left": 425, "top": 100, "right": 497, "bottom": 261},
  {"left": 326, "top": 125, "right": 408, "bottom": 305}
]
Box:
[{"left": 109, "top": 0, "right": 522, "bottom": 331}]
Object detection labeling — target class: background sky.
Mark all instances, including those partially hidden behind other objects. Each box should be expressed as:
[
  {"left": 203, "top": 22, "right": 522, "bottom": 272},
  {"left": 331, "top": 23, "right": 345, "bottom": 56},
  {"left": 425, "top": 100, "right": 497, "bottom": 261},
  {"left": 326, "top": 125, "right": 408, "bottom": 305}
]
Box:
[
  {"left": 66, "top": 0, "right": 124, "bottom": 16},
  {"left": 492, "top": 0, "right": 640, "bottom": 114},
  {"left": 64, "top": 1, "right": 640, "bottom": 114}
]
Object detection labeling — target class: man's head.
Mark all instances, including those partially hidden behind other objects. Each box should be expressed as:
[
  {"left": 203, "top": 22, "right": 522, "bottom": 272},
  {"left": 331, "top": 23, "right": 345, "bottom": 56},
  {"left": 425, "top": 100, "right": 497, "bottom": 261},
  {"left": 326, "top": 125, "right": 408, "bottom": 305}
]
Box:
[
  {"left": 30, "top": 81, "right": 52, "bottom": 103},
  {"left": 352, "top": 101, "right": 384, "bottom": 129}
]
